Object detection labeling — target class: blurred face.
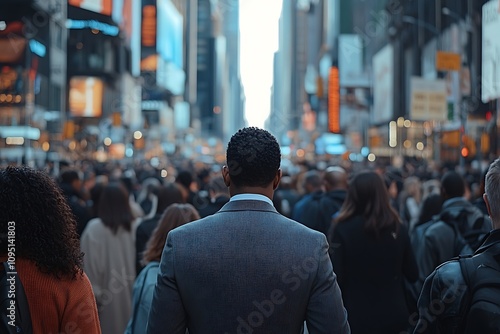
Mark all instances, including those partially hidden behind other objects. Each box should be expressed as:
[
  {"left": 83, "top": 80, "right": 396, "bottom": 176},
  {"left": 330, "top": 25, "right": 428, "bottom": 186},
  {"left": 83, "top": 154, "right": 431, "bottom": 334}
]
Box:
[{"left": 388, "top": 181, "right": 398, "bottom": 199}]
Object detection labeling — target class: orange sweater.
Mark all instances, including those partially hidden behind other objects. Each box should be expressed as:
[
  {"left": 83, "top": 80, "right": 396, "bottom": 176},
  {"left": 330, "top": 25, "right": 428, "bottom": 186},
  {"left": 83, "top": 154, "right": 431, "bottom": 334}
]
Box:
[{"left": 6, "top": 258, "right": 101, "bottom": 334}]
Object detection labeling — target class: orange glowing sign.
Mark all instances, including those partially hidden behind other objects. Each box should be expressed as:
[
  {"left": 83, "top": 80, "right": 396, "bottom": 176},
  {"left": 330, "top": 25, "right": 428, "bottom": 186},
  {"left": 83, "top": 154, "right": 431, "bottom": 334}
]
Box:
[
  {"left": 69, "top": 0, "right": 112, "bottom": 16},
  {"left": 328, "top": 67, "right": 340, "bottom": 133},
  {"left": 142, "top": 5, "right": 156, "bottom": 47}
]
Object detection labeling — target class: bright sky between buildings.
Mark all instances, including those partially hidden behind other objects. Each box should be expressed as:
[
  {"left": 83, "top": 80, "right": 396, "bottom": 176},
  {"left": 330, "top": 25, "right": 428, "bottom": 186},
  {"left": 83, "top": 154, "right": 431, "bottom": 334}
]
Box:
[{"left": 239, "top": 0, "right": 282, "bottom": 129}]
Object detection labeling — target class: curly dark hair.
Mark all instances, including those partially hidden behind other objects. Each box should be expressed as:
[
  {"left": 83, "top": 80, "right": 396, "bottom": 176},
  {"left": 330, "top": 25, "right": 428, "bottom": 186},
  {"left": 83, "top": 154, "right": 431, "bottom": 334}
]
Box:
[
  {"left": 226, "top": 127, "right": 281, "bottom": 187},
  {"left": 0, "top": 166, "right": 83, "bottom": 279}
]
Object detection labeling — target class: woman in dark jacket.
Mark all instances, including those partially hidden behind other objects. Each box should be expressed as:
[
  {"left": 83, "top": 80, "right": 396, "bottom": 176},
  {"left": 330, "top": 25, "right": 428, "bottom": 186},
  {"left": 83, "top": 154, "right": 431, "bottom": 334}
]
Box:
[{"left": 328, "top": 170, "right": 418, "bottom": 334}]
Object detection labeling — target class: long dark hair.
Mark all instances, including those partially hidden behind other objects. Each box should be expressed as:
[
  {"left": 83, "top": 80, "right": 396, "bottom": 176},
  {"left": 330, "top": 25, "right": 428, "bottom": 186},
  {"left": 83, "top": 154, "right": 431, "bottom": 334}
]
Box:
[
  {"left": 335, "top": 170, "right": 401, "bottom": 236},
  {"left": 98, "top": 182, "right": 135, "bottom": 234},
  {"left": 0, "top": 166, "right": 83, "bottom": 279}
]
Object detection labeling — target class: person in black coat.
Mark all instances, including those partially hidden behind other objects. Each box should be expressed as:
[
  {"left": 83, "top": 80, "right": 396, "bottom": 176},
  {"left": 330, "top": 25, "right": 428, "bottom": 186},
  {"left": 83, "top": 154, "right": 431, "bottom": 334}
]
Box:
[
  {"left": 329, "top": 170, "right": 419, "bottom": 334},
  {"left": 197, "top": 176, "right": 229, "bottom": 218},
  {"left": 135, "top": 182, "right": 184, "bottom": 275}
]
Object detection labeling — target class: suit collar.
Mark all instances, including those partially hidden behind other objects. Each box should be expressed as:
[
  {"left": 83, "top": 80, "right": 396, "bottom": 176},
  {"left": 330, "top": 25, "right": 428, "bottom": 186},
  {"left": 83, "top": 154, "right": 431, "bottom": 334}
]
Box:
[{"left": 218, "top": 200, "right": 279, "bottom": 213}]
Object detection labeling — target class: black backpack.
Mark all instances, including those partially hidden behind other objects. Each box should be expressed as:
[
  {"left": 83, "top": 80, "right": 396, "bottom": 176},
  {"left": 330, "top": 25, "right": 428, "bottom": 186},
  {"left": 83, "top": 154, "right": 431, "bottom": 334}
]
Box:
[
  {"left": 440, "top": 207, "right": 490, "bottom": 256},
  {"left": 459, "top": 244, "right": 500, "bottom": 333},
  {"left": 1, "top": 262, "right": 32, "bottom": 334}
]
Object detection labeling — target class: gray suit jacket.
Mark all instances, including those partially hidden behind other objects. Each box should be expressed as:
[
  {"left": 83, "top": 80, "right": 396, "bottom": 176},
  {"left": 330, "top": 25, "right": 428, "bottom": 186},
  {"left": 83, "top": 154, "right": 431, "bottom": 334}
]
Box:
[{"left": 146, "top": 200, "right": 350, "bottom": 334}]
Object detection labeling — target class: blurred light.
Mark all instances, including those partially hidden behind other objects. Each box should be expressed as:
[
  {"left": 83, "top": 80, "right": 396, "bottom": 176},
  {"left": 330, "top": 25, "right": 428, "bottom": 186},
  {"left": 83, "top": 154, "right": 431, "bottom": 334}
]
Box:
[
  {"left": 296, "top": 149, "right": 305, "bottom": 158},
  {"left": 76, "top": 42, "right": 83, "bottom": 50},
  {"left": 133, "top": 131, "right": 143, "bottom": 140},
  {"left": 69, "top": 141, "right": 76, "bottom": 150},
  {"left": 0, "top": 94, "right": 5, "bottom": 102},
  {"left": 150, "top": 157, "right": 160, "bottom": 168},
  {"left": 367, "top": 153, "right": 376, "bottom": 162},
  {"left": 80, "top": 139, "right": 87, "bottom": 148},
  {"left": 461, "top": 147, "right": 469, "bottom": 157},
  {"left": 349, "top": 153, "right": 357, "bottom": 161},
  {"left": 403, "top": 140, "right": 412, "bottom": 149},
  {"left": 416, "top": 142, "right": 424, "bottom": 151},
  {"left": 361, "top": 147, "right": 369, "bottom": 156},
  {"left": 404, "top": 119, "right": 412, "bottom": 128},
  {"left": 0, "top": 21, "right": 6, "bottom": 31},
  {"left": 42, "top": 142, "right": 50, "bottom": 151},
  {"left": 103, "top": 137, "right": 112, "bottom": 146},
  {"left": 6, "top": 137, "right": 24, "bottom": 145},
  {"left": 161, "top": 169, "right": 168, "bottom": 178},
  {"left": 95, "top": 149, "right": 106, "bottom": 162},
  {"left": 397, "top": 117, "right": 405, "bottom": 127},
  {"left": 389, "top": 121, "right": 397, "bottom": 147},
  {"left": 6, "top": 94, "right": 12, "bottom": 103},
  {"left": 14, "top": 95, "right": 21, "bottom": 103},
  {"left": 213, "top": 106, "right": 221, "bottom": 114},
  {"left": 125, "top": 147, "right": 134, "bottom": 157},
  {"left": 91, "top": 29, "right": 100, "bottom": 34},
  {"left": 486, "top": 111, "right": 492, "bottom": 121}
]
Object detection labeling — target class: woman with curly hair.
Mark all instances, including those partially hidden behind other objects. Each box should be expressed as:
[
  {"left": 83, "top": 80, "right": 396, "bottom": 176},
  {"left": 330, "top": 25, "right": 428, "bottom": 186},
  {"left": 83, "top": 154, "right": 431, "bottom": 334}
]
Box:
[
  {"left": 125, "top": 203, "right": 200, "bottom": 334},
  {"left": 0, "top": 165, "right": 101, "bottom": 333},
  {"left": 81, "top": 182, "right": 139, "bottom": 334}
]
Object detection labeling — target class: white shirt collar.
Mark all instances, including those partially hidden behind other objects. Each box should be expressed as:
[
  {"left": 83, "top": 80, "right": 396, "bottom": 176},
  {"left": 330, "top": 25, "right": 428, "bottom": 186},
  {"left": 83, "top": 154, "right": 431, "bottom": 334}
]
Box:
[{"left": 230, "top": 193, "right": 274, "bottom": 206}]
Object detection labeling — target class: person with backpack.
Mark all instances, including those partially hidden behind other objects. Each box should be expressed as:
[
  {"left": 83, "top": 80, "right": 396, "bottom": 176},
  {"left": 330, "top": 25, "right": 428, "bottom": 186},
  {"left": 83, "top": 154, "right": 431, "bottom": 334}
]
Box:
[
  {"left": 411, "top": 170, "right": 492, "bottom": 292},
  {"left": 412, "top": 158, "right": 500, "bottom": 333}
]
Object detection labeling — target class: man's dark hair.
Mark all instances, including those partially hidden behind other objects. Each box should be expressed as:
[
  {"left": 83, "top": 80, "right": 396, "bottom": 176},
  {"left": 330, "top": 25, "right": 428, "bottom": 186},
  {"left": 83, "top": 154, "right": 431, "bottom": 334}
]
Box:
[
  {"left": 441, "top": 171, "right": 465, "bottom": 198},
  {"left": 59, "top": 169, "right": 80, "bottom": 185},
  {"left": 226, "top": 127, "right": 281, "bottom": 187},
  {"left": 176, "top": 170, "right": 193, "bottom": 189}
]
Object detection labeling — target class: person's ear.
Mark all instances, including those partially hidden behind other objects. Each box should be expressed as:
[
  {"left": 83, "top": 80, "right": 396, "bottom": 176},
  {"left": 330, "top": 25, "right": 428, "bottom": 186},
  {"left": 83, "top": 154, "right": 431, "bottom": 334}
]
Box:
[
  {"left": 222, "top": 165, "right": 231, "bottom": 187},
  {"left": 484, "top": 193, "right": 492, "bottom": 218},
  {"left": 273, "top": 169, "right": 282, "bottom": 190}
]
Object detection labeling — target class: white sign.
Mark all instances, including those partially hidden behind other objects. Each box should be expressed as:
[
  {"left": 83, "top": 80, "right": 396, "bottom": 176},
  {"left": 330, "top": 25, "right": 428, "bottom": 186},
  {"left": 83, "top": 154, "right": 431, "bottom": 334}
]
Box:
[
  {"left": 410, "top": 77, "right": 448, "bottom": 121},
  {"left": 372, "top": 44, "right": 394, "bottom": 124},
  {"left": 482, "top": 0, "right": 500, "bottom": 102}
]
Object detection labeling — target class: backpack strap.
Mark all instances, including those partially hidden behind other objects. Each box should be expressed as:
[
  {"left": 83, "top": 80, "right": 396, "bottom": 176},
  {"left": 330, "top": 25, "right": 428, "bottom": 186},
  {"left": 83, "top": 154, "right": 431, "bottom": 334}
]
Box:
[
  {"left": 1, "top": 262, "right": 32, "bottom": 334},
  {"left": 458, "top": 245, "right": 500, "bottom": 329}
]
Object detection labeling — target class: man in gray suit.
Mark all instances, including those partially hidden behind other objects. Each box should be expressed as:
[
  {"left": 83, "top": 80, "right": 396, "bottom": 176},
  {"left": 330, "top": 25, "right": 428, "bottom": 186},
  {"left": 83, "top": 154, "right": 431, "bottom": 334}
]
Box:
[{"left": 147, "top": 127, "right": 350, "bottom": 334}]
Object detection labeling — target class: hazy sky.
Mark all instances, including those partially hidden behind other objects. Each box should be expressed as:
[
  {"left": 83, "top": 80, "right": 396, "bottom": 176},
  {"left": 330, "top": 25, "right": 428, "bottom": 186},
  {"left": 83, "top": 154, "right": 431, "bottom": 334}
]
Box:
[{"left": 239, "top": 0, "right": 282, "bottom": 128}]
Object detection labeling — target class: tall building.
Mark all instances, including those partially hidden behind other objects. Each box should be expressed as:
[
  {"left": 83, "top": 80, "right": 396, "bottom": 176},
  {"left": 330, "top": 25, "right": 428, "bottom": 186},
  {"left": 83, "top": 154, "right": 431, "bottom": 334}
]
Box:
[
  {"left": 66, "top": 0, "right": 143, "bottom": 161},
  {"left": 0, "top": 0, "right": 68, "bottom": 164},
  {"left": 185, "top": 0, "right": 244, "bottom": 147}
]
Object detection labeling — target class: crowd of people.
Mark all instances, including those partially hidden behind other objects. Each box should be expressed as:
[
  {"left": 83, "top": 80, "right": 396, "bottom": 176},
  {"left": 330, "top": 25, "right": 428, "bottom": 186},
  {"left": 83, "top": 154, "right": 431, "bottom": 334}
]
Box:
[{"left": 1, "top": 126, "right": 499, "bottom": 333}]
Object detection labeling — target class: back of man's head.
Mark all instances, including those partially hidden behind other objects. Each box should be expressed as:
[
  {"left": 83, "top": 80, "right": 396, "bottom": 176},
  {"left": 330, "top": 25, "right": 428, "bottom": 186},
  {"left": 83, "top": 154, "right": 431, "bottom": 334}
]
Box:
[
  {"left": 441, "top": 171, "right": 465, "bottom": 199},
  {"left": 485, "top": 158, "right": 500, "bottom": 225},
  {"left": 208, "top": 176, "right": 228, "bottom": 197},
  {"left": 226, "top": 127, "right": 281, "bottom": 188},
  {"left": 324, "top": 166, "right": 348, "bottom": 192},
  {"left": 303, "top": 170, "right": 323, "bottom": 193},
  {"left": 60, "top": 169, "right": 80, "bottom": 185}
]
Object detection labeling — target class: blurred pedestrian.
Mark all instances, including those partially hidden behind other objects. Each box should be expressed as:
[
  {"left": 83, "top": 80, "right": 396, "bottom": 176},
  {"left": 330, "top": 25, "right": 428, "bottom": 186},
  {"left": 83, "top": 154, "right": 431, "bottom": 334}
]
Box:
[
  {"left": 147, "top": 127, "right": 350, "bottom": 333},
  {"left": 329, "top": 170, "right": 418, "bottom": 334},
  {"left": 125, "top": 203, "right": 200, "bottom": 334},
  {"left": 135, "top": 182, "right": 185, "bottom": 275},
  {"left": 81, "top": 182, "right": 139, "bottom": 334},
  {"left": 59, "top": 169, "right": 91, "bottom": 237},
  {"left": 0, "top": 166, "right": 101, "bottom": 333},
  {"left": 413, "top": 157, "right": 500, "bottom": 333},
  {"left": 197, "top": 176, "right": 229, "bottom": 218}
]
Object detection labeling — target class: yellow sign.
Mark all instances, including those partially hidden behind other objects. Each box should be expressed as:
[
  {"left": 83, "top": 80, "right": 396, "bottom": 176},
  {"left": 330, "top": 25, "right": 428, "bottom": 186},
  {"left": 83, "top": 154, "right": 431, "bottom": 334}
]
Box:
[{"left": 436, "top": 51, "right": 461, "bottom": 71}]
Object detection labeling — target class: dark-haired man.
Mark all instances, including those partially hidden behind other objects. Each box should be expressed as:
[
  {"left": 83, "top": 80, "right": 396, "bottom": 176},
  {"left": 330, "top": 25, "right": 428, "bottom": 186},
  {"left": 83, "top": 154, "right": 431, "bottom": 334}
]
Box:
[
  {"left": 413, "top": 170, "right": 491, "bottom": 289},
  {"left": 413, "top": 159, "right": 500, "bottom": 332},
  {"left": 147, "top": 127, "right": 350, "bottom": 334}
]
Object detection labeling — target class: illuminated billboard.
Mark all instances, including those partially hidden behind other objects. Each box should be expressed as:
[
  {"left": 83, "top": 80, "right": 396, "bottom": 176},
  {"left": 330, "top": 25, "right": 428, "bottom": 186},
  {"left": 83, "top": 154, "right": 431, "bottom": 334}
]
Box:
[
  {"left": 69, "top": 77, "right": 104, "bottom": 117},
  {"left": 69, "top": 0, "right": 113, "bottom": 16}
]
